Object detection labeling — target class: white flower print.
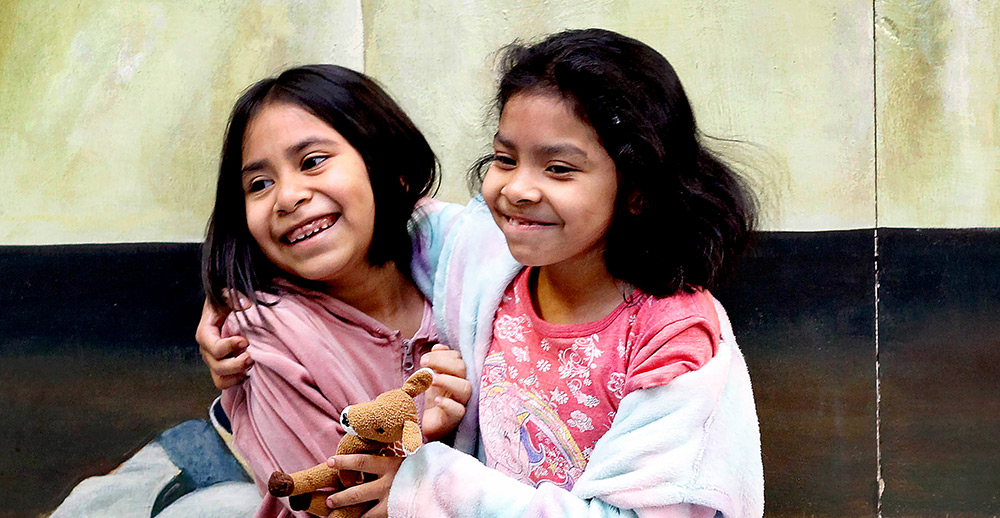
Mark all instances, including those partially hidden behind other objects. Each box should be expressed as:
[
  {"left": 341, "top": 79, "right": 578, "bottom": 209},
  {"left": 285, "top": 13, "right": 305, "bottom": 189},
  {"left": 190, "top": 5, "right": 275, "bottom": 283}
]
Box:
[
  {"left": 567, "top": 410, "right": 594, "bottom": 432},
  {"left": 576, "top": 392, "right": 599, "bottom": 407},
  {"left": 607, "top": 372, "right": 626, "bottom": 399},
  {"left": 494, "top": 314, "right": 528, "bottom": 342},
  {"left": 582, "top": 446, "right": 594, "bottom": 459},
  {"left": 540, "top": 338, "right": 551, "bottom": 351},
  {"left": 568, "top": 379, "right": 600, "bottom": 408},
  {"left": 536, "top": 359, "right": 551, "bottom": 372},
  {"left": 557, "top": 348, "right": 591, "bottom": 380},
  {"left": 512, "top": 346, "right": 530, "bottom": 363},
  {"left": 508, "top": 365, "right": 518, "bottom": 379},
  {"left": 520, "top": 373, "right": 538, "bottom": 387},
  {"left": 617, "top": 337, "right": 627, "bottom": 358},
  {"left": 573, "top": 334, "right": 603, "bottom": 367},
  {"left": 550, "top": 388, "right": 569, "bottom": 405}
]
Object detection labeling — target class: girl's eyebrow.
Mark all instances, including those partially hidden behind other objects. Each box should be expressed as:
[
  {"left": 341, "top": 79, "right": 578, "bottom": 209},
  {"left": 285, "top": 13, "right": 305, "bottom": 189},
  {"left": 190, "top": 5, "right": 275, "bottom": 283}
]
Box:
[
  {"left": 241, "top": 159, "right": 267, "bottom": 175},
  {"left": 494, "top": 133, "right": 587, "bottom": 159},
  {"left": 241, "top": 137, "right": 338, "bottom": 174},
  {"left": 287, "top": 137, "right": 337, "bottom": 159},
  {"left": 539, "top": 143, "right": 587, "bottom": 159}
]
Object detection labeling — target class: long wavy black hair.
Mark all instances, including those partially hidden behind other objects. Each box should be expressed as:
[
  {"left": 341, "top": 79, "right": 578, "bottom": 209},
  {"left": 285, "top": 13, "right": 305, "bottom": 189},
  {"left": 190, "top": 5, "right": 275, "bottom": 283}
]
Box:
[
  {"left": 203, "top": 65, "right": 439, "bottom": 309},
  {"left": 472, "top": 29, "right": 757, "bottom": 297}
]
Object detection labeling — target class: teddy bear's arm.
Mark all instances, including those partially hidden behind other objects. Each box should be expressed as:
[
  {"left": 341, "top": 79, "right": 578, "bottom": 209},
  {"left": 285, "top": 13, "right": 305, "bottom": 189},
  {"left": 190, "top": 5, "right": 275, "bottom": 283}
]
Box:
[{"left": 268, "top": 463, "right": 338, "bottom": 497}]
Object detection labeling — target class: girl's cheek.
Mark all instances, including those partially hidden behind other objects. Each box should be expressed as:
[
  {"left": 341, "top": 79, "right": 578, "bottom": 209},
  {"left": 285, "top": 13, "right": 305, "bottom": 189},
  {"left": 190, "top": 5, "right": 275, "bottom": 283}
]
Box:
[{"left": 480, "top": 170, "right": 501, "bottom": 207}]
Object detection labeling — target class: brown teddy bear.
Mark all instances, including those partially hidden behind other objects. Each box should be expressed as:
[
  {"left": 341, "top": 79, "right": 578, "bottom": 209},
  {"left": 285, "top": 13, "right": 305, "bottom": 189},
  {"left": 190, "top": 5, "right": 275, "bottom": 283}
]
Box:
[{"left": 267, "top": 368, "right": 434, "bottom": 517}]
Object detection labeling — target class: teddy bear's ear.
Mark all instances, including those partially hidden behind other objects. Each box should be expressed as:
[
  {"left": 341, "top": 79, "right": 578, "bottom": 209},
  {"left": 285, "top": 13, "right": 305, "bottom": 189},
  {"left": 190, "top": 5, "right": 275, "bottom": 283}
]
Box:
[
  {"left": 401, "top": 420, "right": 423, "bottom": 454},
  {"left": 401, "top": 367, "right": 434, "bottom": 397}
]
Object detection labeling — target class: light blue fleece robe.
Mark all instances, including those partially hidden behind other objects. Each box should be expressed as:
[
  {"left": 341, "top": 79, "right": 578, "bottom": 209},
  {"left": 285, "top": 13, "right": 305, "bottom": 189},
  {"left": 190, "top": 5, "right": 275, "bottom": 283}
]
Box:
[{"left": 393, "top": 196, "right": 764, "bottom": 518}]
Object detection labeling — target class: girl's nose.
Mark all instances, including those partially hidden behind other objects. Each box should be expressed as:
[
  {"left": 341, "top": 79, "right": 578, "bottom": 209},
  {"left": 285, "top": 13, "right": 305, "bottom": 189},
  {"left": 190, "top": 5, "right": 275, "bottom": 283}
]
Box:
[
  {"left": 274, "top": 178, "right": 312, "bottom": 214},
  {"left": 500, "top": 170, "right": 541, "bottom": 205}
]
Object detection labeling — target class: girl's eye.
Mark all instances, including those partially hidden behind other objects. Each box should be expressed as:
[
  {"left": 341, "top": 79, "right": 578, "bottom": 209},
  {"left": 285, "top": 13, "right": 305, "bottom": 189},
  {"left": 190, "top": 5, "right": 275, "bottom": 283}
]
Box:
[
  {"left": 302, "top": 155, "right": 328, "bottom": 170},
  {"left": 492, "top": 154, "right": 516, "bottom": 168},
  {"left": 247, "top": 177, "right": 274, "bottom": 193},
  {"left": 547, "top": 164, "right": 577, "bottom": 175}
]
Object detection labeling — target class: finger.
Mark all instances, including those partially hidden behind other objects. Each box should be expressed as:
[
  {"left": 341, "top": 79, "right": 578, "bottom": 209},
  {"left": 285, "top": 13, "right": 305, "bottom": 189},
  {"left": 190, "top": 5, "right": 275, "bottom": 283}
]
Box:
[
  {"left": 428, "top": 396, "right": 467, "bottom": 422},
  {"left": 430, "top": 343, "right": 452, "bottom": 352},
  {"left": 420, "top": 349, "right": 462, "bottom": 364},
  {"left": 222, "top": 288, "right": 252, "bottom": 310},
  {"left": 327, "top": 454, "right": 400, "bottom": 475},
  {"left": 325, "top": 481, "right": 381, "bottom": 511},
  {"left": 212, "top": 371, "right": 248, "bottom": 390},
  {"left": 205, "top": 351, "right": 253, "bottom": 376},
  {"left": 203, "top": 336, "right": 249, "bottom": 362},
  {"left": 198, "top": 297, "right": 230, "bottom": 328},
  {"left": 195, "top": 304, "right": 224, "bottom": 345},
  {"left": 420, "top": 352, "right": 465, "bottom": 377},
  {"left": 430, "top": 375, "right": 472, "bottom": 404}
]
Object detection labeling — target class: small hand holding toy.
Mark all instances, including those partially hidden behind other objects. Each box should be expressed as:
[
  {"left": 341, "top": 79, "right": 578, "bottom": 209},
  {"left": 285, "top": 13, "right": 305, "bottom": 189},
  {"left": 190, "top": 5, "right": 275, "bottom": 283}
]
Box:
[{"left": 267, "top": 368, "right": 434, "bottom": 517}]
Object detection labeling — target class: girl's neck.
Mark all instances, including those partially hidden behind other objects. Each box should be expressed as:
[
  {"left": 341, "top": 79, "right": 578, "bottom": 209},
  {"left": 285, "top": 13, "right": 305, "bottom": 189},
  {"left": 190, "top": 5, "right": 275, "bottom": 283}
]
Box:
[
  {"left": 322, "top": 262, "right": 425, "bottom": 338},
  {"left": 531, "top": 252, "right": 625, "bottom": 326}
]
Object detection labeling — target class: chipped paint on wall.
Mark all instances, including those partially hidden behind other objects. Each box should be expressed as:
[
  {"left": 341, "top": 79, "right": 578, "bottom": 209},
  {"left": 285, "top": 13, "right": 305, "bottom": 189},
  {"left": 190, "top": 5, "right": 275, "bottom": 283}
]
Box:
[
  {"left": 876, "top": 0, "right": 1000, "bottom": 228},
  {"left": 362, "top": 1, "right": 876, "bottom": 231},
  {"left": 360, "top": 0, "right": 630, "bottom": 206},
  {"left": 1, "top": 1, "right": 997, "bottom": 244},
  {"left": 0, "top": 0, "right": 363, "bottom": 245}
]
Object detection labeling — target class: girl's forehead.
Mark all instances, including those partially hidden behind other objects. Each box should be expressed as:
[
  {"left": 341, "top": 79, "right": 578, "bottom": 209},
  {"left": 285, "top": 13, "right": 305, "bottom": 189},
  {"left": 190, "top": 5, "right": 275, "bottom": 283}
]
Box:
[
  {"left": 503, "top": 90, "right": 575, "bottom": 114},
  {"left": 246, "top": 102, "right": 327, "bottom": 135},
  {"left": 497, "top": 92, "right": 599, "bottom": 148},
  {"left": 241, "top": 103, "right": 347, "bottom": 157}
]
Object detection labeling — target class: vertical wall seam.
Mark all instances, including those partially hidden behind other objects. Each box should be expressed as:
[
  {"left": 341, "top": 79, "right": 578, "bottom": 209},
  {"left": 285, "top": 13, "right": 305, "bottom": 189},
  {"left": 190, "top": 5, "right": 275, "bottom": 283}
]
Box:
[
  {"left": 360, "top": 0, "right": 367, "bottom": 73},
  {"left": 873, "top": 1, "right": 884, "bottom": 516}
]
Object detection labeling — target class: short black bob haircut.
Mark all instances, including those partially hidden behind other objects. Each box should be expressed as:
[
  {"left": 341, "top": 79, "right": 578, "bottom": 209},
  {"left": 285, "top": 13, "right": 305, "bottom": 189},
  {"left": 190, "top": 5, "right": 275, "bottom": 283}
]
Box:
[
  {"left": 203, "top": 64, "right": 439, "bottom": 309},
  {"left": 472, "top": 28, "right": 757, "bottom": 297}
]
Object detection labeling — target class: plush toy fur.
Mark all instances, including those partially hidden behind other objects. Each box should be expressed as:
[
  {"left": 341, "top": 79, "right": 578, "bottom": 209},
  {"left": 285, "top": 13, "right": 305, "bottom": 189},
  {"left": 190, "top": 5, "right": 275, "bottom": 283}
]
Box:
[{"left": 267, "top": 368, "right": 434, "bottom": 517}]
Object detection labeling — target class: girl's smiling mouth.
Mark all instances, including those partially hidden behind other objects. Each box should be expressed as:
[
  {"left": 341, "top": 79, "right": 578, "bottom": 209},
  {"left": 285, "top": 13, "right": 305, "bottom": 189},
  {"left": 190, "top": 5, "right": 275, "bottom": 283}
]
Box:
[
  {"left": 282, "top": 214, "right": 339, "bottom": 244},
  {"left": 503, "top": 214, "right": 556, "bottom": 228}
]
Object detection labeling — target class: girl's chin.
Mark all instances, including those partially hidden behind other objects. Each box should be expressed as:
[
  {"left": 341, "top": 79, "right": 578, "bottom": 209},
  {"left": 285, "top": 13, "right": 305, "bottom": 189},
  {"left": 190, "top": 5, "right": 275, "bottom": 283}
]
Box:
[{"left": 507, "top": 249, "right": 559, "bottom": 268}]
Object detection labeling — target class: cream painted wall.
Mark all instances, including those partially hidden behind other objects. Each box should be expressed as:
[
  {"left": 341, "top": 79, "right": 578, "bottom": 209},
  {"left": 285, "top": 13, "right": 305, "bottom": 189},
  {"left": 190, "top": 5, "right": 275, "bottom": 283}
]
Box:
[
  {"left": 876, "top": 0, "right": 1000, "bottom": 228},
  {"left": 0, "top": 0, "right": 363, "bottom": 245},
  {"left": 1, "top": 1, "right": 996, "bottom": 244},
  {"left": 364, "top": 0, "right": 876, "bottom": 231}
]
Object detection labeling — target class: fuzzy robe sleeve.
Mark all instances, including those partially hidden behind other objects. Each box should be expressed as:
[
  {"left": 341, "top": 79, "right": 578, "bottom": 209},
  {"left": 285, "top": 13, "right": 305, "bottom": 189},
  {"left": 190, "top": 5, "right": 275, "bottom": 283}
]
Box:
[{"left": 409, "top": 196, "right": 520, "bottom": 456}]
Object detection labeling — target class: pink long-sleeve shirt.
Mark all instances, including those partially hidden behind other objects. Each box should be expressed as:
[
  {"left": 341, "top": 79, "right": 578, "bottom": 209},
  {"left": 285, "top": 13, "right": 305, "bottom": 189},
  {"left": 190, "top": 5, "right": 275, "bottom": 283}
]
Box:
[{"left": 221, "top": 284, "right": 437, "bottom": 518}]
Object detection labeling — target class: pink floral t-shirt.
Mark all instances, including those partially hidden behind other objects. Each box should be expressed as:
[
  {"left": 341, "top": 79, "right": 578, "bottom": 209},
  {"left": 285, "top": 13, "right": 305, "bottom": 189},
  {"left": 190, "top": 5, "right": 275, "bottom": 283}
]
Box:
[{"left": 479, "top": 268, "right": 720, "bottom": 490}]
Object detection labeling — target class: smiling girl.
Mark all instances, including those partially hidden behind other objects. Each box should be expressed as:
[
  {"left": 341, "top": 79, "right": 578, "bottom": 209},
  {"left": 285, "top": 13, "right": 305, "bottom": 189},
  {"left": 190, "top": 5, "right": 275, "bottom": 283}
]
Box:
[
  {"left": 201, "top": 65, "right": 470, "bottom": 518},
  {"left": 328, "top": 29, "right": 763, "bottom": 517}
]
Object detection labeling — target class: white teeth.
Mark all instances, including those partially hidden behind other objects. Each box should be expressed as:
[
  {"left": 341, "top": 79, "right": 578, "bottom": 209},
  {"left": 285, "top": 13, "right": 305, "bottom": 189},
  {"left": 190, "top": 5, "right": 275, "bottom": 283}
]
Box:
[
  {"left": 287, "top": 217, "right": 335, "bottom": 244},
  {"left": 507, "top": 216, "right": 544, "bottom": 227}
]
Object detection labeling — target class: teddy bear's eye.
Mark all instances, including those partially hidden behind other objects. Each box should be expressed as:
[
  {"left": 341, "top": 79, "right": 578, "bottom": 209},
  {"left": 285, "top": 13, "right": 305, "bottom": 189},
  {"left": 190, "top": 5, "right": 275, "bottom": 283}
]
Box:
[{"left": 376, "top": 427, "right": 385, "bottom": 434}]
